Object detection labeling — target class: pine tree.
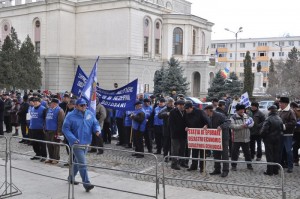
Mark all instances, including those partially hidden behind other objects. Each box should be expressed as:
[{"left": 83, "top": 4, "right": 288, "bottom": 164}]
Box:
[
  {"left": 19, "top": 35, "right": 42, "bottom": 89},
  {"left": 224, "top": 72, "right": 242, "bottom": 97},
  {"left": 153, "top": 66, "right": 166, "bottom": 95},
  {"left": 243, "top": 51, "right": 253, "bottom": 96},
  {"left": 206, "top": 70, "right": 226, "bottom": 101},
  {"left": 163, "top": 57, "right": 189, "bottom": 95}
]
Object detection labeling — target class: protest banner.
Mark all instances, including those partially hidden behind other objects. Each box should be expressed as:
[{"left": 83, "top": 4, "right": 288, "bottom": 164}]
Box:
[
  {"left": 187, "top": 128, "right": 222, "bottom": 151},
  {"left": 71, "top": 65, "right": 138, "bottom": 111},
  {"left": 240, "top": 92, "right": 251, "bottom": 108}
]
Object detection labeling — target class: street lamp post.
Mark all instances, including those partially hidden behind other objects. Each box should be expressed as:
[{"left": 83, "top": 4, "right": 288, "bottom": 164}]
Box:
[{"left": 225, "top": 27, "right": 243, "bottom": 74}]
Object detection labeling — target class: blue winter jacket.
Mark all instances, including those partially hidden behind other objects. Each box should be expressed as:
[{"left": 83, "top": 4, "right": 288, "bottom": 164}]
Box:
[{"left": 62, "top": 109, "right": 101, "bottom": 146}]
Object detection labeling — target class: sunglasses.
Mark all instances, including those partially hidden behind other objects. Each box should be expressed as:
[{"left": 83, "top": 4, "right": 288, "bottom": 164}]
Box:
[{"left": 79, "top": 104, "right": 87, "bottom": 107}]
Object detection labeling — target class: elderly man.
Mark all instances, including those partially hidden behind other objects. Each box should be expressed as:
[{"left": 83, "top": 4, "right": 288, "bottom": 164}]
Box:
[
  {"left": 278, "top": 97, "right": 297, "bottom": 173},
  {"left": 185, "top": 101, "right": 209, "bottom": 172},
  {"left": 204, "top": 105, "right": 229, "bottom": 177},
  {"left": 44, "top": 98, "right": 65, "bottom": 164},
  {"left": 260, "top": 105, "right": 283, "bottom": 175},
  {"left": 230, "top": 104, "right": 254, "bottom": 171},
  {"left": 63, "top": 98, "right": 101, "bottom": 192}
]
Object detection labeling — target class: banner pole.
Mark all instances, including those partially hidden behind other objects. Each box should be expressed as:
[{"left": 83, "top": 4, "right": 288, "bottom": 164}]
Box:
[{"left": 129, "top": 127, "right": 133, "bottom": 146}]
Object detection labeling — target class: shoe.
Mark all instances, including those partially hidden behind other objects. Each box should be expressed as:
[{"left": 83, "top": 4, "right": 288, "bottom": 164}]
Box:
[
  {"left": 69, "top": 180, "right": 79, "bottom": 185},
  {"left": 125, "top": 145, "right": 132, "bottom": 149},
  {"left": 263, "top": 171, "right": 273, "bottom": 176},
  {"left": 187, "top": 165, "right": 197, "bottom": 171},
  {"left": 88, "top": 150, "right": 97, "bottom": 153},
  {"left": 97, "top": 150, "right": 104, "bottom": 155},
  {"left": 154, "top": 151, "right": 161, "bottom": 155},
  {"left": 294, "top": 162, "right": 299, "bottom": 166},
  {"left": 30, "top": 157, "right": 40, "bottom": 160},
  {"left": 51, "top": 160, "right": 59, "bottom": 164},
  {"left": 231, "top": 166, "right": 237, "bottom": 171},
  {"left": 256, "top": 158, "right": 261, "bottom": 161},
  {"left": 12, "top": 133, "right": 18, "bottom": 136},
  {"left": 287, "top": 169, "right": 293, "bottom": 173},
  {"left": 136, "top": 155, "right": 144, "bottom": 158},
  {"left": 221, "top": 172, "right": 228, "bottom": 177},
  {"left": 164, "top": 158, "right": 169, "bottom": 163},
  {"left": 85, "top": 184, "right": 94, "bottom": 192},
  {"left": 171, "top": 164, "right": 180, "bottom": 170},
  {"left": 131, "top": 153, "right": 138, "bottom": 156},
  {"left": 40, "top": 158, "right": 46, "bottom": 162},
  {"left": 44, "top": 160, "right": 52, "bottom": 164},
  {"left": 247, "top": 165, "right": 254, "bottom": 170},
  {"left": 209, "top": 170, "right": 221, "bottom": 175},
  {"left": 19, "top": 140, "right": 25, "bottom": 143},
  {"left": 180, "top": 163, "right": 189, "bottom": 168},
  {"left": 64, "top": 163, "right": 70, "bottom": 167}
]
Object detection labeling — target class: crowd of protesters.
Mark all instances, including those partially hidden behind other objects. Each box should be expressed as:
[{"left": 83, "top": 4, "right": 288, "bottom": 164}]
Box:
[{"left": 0, "top": 89, "right": 300, "bottom": 184}]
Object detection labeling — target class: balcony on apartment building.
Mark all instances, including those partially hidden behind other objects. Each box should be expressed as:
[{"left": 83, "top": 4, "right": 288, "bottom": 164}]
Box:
[
  {"left": 217, "top": 47, "right": 228, "bottom": 53},
  {"left": 256, "top": 46, "right": 269, "bottom": 51},
  {"left": 217, "top": 57, "right": 228, "bottom": 62},
  {"left": 256, "top": 56, "right": 269, "bottom": 61}
]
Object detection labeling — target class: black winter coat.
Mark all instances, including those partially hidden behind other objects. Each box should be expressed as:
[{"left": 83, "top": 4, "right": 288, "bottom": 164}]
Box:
[
  {"left": 185, "top": 108, "right": 209, "bottom": 129},
  {"left": 260, "top": 112, "right": 283, "bottom": 140},
  {"left": 169, "top": 108, "right": 186, "bottom": 139},
  {"left": 0, "top": 98, "right": 4, "bottom": 120}
]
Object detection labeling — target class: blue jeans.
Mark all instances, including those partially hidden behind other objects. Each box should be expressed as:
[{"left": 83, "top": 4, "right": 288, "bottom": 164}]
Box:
[
  {"left": 69, "top": 147, "right": 90, "bottom": 188},
  {"left": 281, "top": 136, "right": 293, "bottom": 169}
]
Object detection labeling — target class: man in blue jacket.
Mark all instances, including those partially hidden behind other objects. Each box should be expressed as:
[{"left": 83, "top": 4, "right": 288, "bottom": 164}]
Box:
[{"left": 62, "top": 98, "right": 101, "bottom": 192}]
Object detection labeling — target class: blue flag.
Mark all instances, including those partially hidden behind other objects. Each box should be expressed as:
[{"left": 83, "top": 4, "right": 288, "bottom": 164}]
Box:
[{"left": 81, "top": 57, "right": 99, "bottom": 114}]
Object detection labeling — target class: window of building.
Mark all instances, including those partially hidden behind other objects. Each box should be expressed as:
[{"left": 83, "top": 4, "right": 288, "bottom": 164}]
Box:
[
  {"left": 252, "top": 53, "right": 255, "bottom": 58},
  {"left": 260, "top": 62, "right": 268, "bottom": 67},
  {"left": 253, "top": 42, "right": 256, "bottom": 47},
  {"left": 154, "top": 21, "right": 161, "bottom": 55},
  {"left": 211, "top": 44, "right": 216, "bottom": 48},
  {"left": 252, "top": 63, "right": 255, "bottom": 67},
  {"left": 240, "top": 43, "right": 245, "bottom": 48},
  {"left": 240, "top": 53, "right": 245, "bottom": 57},
  {"left": 258, "top": 51, "right": 266, "bottom": 56},
  {"left": 35, "top": 41, "right": 40, "bottom": 55},
  {"left": 289, "top": 41, "right": 294, "bottom": 46},
  {"left": 298, "top": 41, "right": 300, "bottom": 46},
  {"left": 218, "top": 53, "right": 227, "bottom": 57},
  {"left": 279, "top": 41, "right": 285, "bottom": 46},
  {"left": 258, "top": 42, "right": 268, "bottom": 46},
  {"left": 230, "top": 63, "right": 233, "bottom": 67},
  {"left": 230, "top": 43, "right": 233, "bottom": 48},
  {"left": 143, "top": 17, "right": 151, "bottom": 54},
  {"left": 173, "top": 27, "right": 183, "bottom": 55},
  {"left": 155, "top": 39, "right": 160, "bottom": 54},
  {"left": 144, "top": 37, "right": 149, "bottom": 53},
  {"left": 279, "top": 52, "right": 284, "bottom": 56},
  {"left": 217, "top": 43, "right": 226, "bottom": 48},
  {"left": 240, "top": 72, "right": 244, "bottom": 77},
  {"left": 272, "top": 52, "right": 275, "bottom": 57},
  {"left": 240, "top": 63, "right": 244, "bottom": 67},
  {"left": 229, "top": 53, "right": 232, "bottom": 58},
  {"left": 34, "top": 19, "right": 41, "bottom": 56}
]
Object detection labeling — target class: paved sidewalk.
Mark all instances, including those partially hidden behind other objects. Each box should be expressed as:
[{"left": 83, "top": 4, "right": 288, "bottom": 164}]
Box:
[{"left": 0, "top": 159, "right": 250, "bottom": 199}]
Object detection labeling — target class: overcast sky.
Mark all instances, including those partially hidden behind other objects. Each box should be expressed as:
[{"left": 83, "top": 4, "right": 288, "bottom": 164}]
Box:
[{"left": 189, "top": 0, "right": 300, "bottom": 40}]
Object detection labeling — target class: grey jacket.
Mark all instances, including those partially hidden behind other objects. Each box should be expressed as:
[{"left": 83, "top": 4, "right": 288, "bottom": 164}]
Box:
[
  {"left": 96, "top": 103, "right": 106, "bottom": 130},
  {"left": 230, "top": 113, "right": 254, "bottom": 143}
]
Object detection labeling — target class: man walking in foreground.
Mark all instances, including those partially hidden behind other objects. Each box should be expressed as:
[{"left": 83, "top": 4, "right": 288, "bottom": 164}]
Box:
[{"left": 62, "top": 98, "right": 101, "bottom": 192}]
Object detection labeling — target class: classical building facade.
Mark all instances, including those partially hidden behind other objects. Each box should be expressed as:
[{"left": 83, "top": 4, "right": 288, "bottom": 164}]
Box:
[
  {"left": 211, "top": 36, "right": 300, "bottom": 87},
  {"left": 0, "top": 0, "right": 215, "bottom": 97}
]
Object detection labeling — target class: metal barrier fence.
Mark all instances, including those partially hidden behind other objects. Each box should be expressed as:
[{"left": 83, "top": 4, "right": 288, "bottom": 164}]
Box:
[
  {"left": 70, "top": 144, "right": 159, "bottom": 199},
  {"left": 0, "top": 135, "right": 22, "bottom": 198},
  {"left": 8, "top": 136, "right": 72, "bottom": 199},
  {"left": 162, "top": 156, "right": 286, "bottom": 199}
]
